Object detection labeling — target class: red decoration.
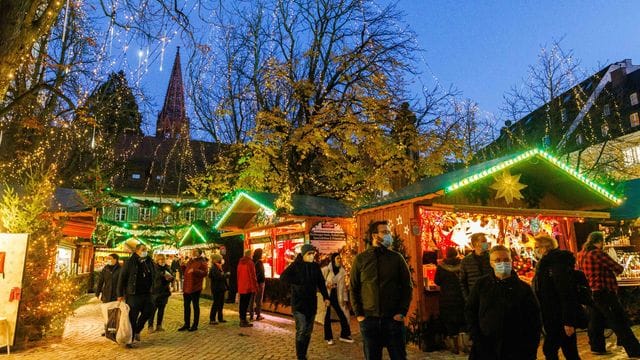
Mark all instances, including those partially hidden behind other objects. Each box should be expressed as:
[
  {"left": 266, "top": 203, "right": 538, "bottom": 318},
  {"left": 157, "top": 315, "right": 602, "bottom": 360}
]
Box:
[{"left": 9, "top": 287, "right": 21, "bottom": 301}]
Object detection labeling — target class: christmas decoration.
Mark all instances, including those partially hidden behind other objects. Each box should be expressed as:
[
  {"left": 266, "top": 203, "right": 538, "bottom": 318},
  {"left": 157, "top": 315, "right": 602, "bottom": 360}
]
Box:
[{"left": 489, "top": 170, "right": 527, "bottom": 204}]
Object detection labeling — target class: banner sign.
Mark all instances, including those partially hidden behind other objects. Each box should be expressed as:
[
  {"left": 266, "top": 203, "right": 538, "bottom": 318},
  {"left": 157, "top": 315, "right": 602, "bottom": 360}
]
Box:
[{"left": 0, "top": 233, "right": 29, "bottom": 348}]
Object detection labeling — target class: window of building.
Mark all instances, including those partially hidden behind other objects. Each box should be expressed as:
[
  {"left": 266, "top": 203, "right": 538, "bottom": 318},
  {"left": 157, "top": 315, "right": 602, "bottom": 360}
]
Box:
[
  {"left": 576, "top": 134, "right": 583, "bottom": 145},
  {"left": 623, "top": 144, "right": 640, "bottom": 166},
  {"left": 183, "top": 209, "right": 195, "bottom": 222},
  {"left": 205, "top": 209, "right": 216, "bottom": 223},
  {"left": 603, "top": 104, "right": 611, "bottom": 116},
  {"left": 631, "top": 112, "right": 640, "bottom": 128},
  {"left": 601, "top": 123, "right": 609, "bottom": 137},
  {"left": 631, "top": 92, "right": 639, "bottom": 106},
  {"left": 140, "top": 207, "right": 152, "bottom": 221},
  {"left": 164, "top": 215, "right": 174, "bottom": 224},
  {"left": 131, "top": 173, "right": 141, "bottom": 180},
  {"left": 115, "top": 207, "right": 127, "bottom": 222},
  {"left": 561, "top": 109, "right": 568, "bottom": 123}
]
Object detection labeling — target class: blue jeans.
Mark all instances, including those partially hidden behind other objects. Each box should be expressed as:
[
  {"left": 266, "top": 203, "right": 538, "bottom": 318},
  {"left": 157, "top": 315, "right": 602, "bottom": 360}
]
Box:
[
  {"left": 359, "top": 316, "right": 407, "bottom": 360},
  {"left": 293, "top": 311, "right": 315, "bottom": 360}
]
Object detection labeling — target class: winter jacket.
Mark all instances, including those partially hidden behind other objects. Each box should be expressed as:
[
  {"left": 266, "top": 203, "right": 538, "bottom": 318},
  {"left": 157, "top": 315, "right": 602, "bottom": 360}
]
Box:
[
  {"left": 96, "top": 264, "right": 121, "bottom": 303},
  {"left": 171, "top": 259, "right": 181, "bottom": 274},
  {"left": 183, "top": 257, "right": 208, "bottom": 294},
  {"left": 237, "top": 256, "right": 258, "bottom": 294},
  {"left": 465, "top": 272, "right": 541, "bottom": 360},
  {"left": 152, "top": 264, "right": 173, "bottom": 298},
  {"left": 209, "top": 263, "right": 229, "bottom": 292},
  {"left": 460, "top": 251, "right": 492, "bottom": 300},
  {"left": 533, "top": 248, "right": 582, "bottom": 330},
  {"left": 280, "top": 257, "right": 330, "bottom": 317},
  {"left": 117, "top": 253, "right": 156, "bottom": 298},
  {"left": 434, "top": 258, "right": 465, "bottom": 324},
  {"left": 321, "top": 265, "right": 349, "bottom": 304},
  {"left": 255, "top": 260, "right": 266, "bottom": 284},
  {"left": 350, "top": 245, "right": 412, "bottom": 318}
]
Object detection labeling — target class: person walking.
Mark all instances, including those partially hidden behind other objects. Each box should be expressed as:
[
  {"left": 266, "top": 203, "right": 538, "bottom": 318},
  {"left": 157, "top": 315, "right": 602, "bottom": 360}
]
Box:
[
  {"left": 209, "top": 253, "right": 229, "bottom": 325},
  {"left": 577, "top": 231, "right": 640, "bottom": 357},
  {"left": 460, "top": 233, "right": 492, "bottom": 301},
  {"left": 321, "top": 252, "right": 353, "bottom": 345},
  {"left": 117, "top": 244, "right": 156, "bottom": 347},
  {"left": 171, "top": 255, "right": 182, "bottom": 292},
  {"left": 96, "top": 253, "right": 121, "bottom": 303},
  {"left": 249, "top": 248, "right": 266, "bottom": 321},
  {"left": 434, "top": 247, "right": 465, "bottom": 355},
  {"left": 237, "top": 249, "right": 258, "bottom": 327},
  {"left": 465, "top": 245, "right": 541, "bottom": 360},
  {"left": 148, "top": 254, "right": 173, "bottom": 333},
  {"left": 532, "top": 234, "right": 582, "bottom": 360},
  {"left": 350, "top": 220, "right": 412, "bottom": 360},
  {"left": 281, "top": 244, "right": 330, "bottom": 360},
  {"left": 178, "top": 249, "right": 208, "bottom": 332}
]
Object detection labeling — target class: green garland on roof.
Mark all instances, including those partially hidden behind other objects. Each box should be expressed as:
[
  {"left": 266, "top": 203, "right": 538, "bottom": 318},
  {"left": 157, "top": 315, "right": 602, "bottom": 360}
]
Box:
[
  {"left": 102, "top": 187, "right": 228, "bottom": 211},
  {"left": 98, "top": 217, "right": 191, "bottom": 231}
]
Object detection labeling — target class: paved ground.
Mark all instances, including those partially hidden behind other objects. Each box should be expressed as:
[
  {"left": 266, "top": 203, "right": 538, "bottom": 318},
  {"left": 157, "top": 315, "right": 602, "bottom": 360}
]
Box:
[{"left": 7, "top": 294, "right": 640, "bottom": 359}]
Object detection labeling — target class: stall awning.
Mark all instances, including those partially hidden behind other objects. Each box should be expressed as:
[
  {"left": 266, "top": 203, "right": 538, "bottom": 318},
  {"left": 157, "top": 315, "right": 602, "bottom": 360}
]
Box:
[
  {"left": 215, "top": 191, "right": 352, "bottom": 231},
  {"left": 359, "top": 148, "right": 622, "bottom": 213},
  {"left": 57, "top": 215, "right": 96, "bottom": 239}
]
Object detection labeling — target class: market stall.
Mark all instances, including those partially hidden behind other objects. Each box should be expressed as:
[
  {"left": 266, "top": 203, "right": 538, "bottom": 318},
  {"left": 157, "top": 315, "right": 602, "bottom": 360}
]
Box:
[
  {"left": 215, "top": 191, "right": 354, "bottom": 313},
  {"left": 356, "top": 148, "right": 621, "bottom": 322}
]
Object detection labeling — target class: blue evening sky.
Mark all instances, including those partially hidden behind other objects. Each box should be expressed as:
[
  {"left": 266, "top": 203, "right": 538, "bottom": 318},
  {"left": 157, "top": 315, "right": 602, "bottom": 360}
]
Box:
[{"left": 124, "top": 1, "right": 640, "bottom": 136}]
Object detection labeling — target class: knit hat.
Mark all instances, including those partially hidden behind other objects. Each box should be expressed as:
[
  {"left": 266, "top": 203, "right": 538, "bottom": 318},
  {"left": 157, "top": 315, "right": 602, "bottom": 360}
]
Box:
[{"left": 300, "top": 244, "right": 316, "bottom": 256}]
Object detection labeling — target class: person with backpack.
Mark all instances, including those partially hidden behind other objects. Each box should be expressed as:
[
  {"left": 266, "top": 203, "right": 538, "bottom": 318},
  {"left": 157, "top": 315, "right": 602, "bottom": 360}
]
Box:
[
  {"left": 532, "top": 234, "right": 582, "bottom": 360},
  {"left": 577, "top": 231, "right": 640, "bottom": 357}
]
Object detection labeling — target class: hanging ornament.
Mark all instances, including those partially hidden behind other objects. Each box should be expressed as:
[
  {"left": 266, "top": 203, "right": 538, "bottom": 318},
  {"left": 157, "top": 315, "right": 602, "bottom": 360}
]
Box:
[{"left": 489, "top": 170, "right": 528, "bottom": 204}]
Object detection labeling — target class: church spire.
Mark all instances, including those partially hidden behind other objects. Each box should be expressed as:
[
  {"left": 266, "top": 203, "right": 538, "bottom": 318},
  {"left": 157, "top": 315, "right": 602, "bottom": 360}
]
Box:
[{"left": 156, "top": 47, "right": 189, "bottom": 139}]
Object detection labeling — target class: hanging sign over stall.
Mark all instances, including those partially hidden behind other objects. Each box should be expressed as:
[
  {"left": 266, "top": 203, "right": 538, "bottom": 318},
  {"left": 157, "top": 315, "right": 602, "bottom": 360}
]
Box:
[
  {"left": 0, "top": 233, "right": 29, "bottom": 349},
  {"left": 310, "top": 222, "right": 346, "bottom": 254}
]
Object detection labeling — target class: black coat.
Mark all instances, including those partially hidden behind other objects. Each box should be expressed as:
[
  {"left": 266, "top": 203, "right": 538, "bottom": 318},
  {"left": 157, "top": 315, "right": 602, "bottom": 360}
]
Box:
[
  {"left": 152, "top": 264, "right": 173, "bottom": 298},
  {"left": 533, "top": 249, "right": 581, "bottom": 330},
  {"left": 280, "top": 258, "right": 329, "bottom": 317},
  {"left": 96, "top": 264, "right": 121, "bottom": 303},
  {"left": 349, "top": 245, "right": 413, "bottom": 318},
  {"left": 460, "top": 252, "right": 492, "bottom": 300},
  {"left": 255, "top": 260, "right": 265, "bottom": 284},
  {"left": 434, "top": 259, "right": 465, "bottom": 324},
  {"left": 465, "top": 272, "right": 541, "bottom": 360},
  {"left": 208, "top": 263, "right": 228, "bottom": 292},
  {"left": 117, "top": 253, "right": 156, "bottom": 297}
]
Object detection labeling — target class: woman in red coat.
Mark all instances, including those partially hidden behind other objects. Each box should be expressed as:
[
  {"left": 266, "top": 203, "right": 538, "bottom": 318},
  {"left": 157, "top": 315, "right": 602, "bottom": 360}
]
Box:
[
  {"left": 237, "top": 249, "right": 258, "bottom": 327},
  {"left": 178, "top": 249, "right": 209, "bottom": 332}
]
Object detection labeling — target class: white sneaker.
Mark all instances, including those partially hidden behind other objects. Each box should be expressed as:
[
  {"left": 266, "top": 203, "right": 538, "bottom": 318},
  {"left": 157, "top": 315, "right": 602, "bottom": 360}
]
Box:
[
  {"left": 339, "top": 336, "right": 354, "bottom": 343},
  {"left": 326, "top": 339, "right": 334, "bottom": 345}
]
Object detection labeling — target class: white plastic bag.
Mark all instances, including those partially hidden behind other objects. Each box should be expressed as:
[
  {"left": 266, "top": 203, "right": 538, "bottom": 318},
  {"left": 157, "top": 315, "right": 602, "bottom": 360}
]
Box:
[{"left": 101, "top": 301, "right": 132, "bottom": 345}]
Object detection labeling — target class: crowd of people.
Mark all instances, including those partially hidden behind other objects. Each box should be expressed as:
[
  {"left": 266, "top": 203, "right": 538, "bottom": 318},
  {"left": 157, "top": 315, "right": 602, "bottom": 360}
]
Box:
[{"left": 434, "top": 231, "right": 640, "bottom": 360}]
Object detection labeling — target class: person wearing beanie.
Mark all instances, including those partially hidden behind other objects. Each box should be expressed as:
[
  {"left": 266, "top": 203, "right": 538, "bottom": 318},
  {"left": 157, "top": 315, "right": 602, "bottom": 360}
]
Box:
[
  {"left": 209, "top": 253, "right": 229, "bottom": 324},
  {"left": 281, "top": 244, "right": 330, "bottom": 360}
]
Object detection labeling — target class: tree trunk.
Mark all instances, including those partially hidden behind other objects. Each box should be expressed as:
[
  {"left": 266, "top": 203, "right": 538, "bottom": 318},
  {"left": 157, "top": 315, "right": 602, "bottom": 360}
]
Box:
[{"left": 0, "top": 0, "right": 63, "bottom": 102}]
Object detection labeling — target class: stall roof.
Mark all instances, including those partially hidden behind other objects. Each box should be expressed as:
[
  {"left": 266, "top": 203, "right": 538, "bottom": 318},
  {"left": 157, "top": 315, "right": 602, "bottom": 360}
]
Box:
[
  {"left": 610, "top": 178, "right": 640, "bottom": 220},
  {"left": 215, "top": 190, "right": 352, "bottom": 231},
  {"left": 361, "top": 148, "right": 622, "bottom": 211}
]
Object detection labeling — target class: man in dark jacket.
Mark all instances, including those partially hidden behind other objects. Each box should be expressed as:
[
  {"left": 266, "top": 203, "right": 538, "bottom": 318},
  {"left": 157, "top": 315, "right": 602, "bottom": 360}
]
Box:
[
  {"left": 96, "top": 253, "right": 121, "bottom": 303},
  {"left": 533, "top": 234, "right": 582, "bottom": 360},
  {"left": 117, "top": 243, "right": 155, "bottom": 346},
  {"left": 350, "top": 220, "right": 412, "bottom": 360},
  {"left": 280, "top": 244, "right": 330, "bottom": 360},
  {"left": 148, "top": 254, "right": 173, "bottom": 333},
  {"left": 434, "top": 247, "right": 465, "bottom": 354},
  {"left": 465, "top": 245, "right": 541, "bottom": 360},
  {"left": 460, "top": 233, "right": 492, "bottom": 300}
]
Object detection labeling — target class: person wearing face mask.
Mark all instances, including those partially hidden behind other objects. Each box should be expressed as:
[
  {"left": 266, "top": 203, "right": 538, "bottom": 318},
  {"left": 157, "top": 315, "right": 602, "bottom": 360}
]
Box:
[
  {"left": 350, "top": 220, "right": 412, "bottom": 360},
  {"left": 280, "top": 244, "right": 330, "bottom": 360},
  {"left": 148, "top": 254, "right": 174, "bottom": 333},
  {"left": 97, "top": 254, "right": 121, "bottom": 303},
  {"left": 577, "top": 231, "right": 640, "bottom": 357},
  {"left": 532, "top": 234, "right": 582, "bottom": 360},
  {"left": 465, "top": 245, "right": 541, "bottom": 360},
  {"left": 178, "top": 248, "right": 209, "bottom": 332},
  {"left": 460, "top": 233, "right": 492, "bottom": 301},
  {"left": 117, "top": 243, "right": 156, "bottom": 347}
]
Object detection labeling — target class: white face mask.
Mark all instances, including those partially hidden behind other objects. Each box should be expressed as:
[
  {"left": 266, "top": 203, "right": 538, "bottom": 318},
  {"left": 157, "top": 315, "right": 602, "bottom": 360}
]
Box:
[{"left": 140, "top": 251, "right": 148, "bottom": 258}]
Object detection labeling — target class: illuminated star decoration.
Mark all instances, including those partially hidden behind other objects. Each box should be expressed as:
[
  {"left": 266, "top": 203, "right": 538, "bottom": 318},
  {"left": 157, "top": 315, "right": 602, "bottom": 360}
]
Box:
[{"left": 489, "top": 170, "right": 528, "bottom": 204}]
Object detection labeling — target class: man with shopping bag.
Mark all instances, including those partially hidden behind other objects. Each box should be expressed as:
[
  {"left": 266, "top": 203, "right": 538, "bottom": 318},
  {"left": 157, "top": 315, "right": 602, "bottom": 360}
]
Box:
[
  {"left": 101, "top": 300, "right": 133, "bottom": 346},
  {"left": 117, "top": 243, "right": 156, "bottom": 347}
]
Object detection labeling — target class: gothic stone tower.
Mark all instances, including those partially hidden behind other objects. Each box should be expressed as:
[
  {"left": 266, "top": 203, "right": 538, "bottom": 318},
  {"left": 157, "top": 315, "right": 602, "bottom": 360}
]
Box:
[{"left": 156, "top": 47, "right": 189, "bottom": 139}]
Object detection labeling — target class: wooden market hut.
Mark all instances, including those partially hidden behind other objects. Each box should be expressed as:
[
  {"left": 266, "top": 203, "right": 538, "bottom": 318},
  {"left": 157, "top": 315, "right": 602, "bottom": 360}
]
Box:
[
  {"left": 355, "top": 148, "right": 622, "bottom": 322},
  {"left": 214, "top": 190, "right": 354, "bottom": 309}
]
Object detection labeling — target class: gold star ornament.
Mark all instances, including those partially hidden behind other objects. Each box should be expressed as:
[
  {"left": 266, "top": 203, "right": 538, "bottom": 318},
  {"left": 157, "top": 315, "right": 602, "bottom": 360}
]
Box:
[{"left": 489, "top": 170, "right": 528, "bottom": 204}]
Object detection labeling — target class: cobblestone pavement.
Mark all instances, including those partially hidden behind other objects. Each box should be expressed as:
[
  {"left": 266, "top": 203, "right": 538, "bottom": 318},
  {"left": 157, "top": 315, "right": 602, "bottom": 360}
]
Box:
[{"left": 7, "top": 294, "right": 640, "bottom": 359}]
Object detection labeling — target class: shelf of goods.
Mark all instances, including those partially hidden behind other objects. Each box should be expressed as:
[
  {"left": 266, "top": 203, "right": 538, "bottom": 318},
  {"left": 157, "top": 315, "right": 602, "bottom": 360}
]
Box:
[{"left": 606, "top": 244, "right": 640, "bottom": 287}]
